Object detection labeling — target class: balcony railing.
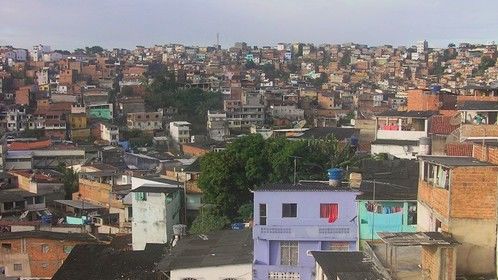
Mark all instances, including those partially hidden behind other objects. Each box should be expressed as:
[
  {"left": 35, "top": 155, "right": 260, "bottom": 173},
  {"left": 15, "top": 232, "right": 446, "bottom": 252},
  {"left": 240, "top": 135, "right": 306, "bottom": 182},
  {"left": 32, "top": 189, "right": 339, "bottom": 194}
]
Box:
[
  {"left": 254, "top": 224, "right": 357, "bottom": 241},
  {"left": 376, "top": 130, "right": 427, "bottom": 141}
]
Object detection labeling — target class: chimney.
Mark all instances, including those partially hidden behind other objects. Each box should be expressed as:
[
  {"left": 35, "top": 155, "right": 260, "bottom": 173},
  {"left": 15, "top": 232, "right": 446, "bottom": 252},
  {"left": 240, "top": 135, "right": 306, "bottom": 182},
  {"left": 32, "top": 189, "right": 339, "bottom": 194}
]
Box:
[{"left": 327, "top": 168, "right": 343, "bottom": 187}]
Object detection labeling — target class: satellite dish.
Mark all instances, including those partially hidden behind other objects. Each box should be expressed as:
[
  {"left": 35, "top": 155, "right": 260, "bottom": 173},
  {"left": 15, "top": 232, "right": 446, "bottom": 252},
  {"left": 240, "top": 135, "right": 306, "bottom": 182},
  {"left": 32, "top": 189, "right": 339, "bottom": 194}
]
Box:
[
  {"left": 449, "top": 113, "right": 462, "bottom": 126},
  {"left": 294, "top": 120, "right": 307, "bottom": 129}
]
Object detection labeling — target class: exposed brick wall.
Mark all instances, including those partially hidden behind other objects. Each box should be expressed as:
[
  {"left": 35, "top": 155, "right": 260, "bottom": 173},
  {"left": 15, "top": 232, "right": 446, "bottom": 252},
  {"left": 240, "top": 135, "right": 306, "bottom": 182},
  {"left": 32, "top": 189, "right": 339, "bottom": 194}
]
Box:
[
  {"left": 460, "top": 124, "right": 498, "bottom": 138},
  {"left": 450, "top": 167, "right": 498, "bottom": 219},
  {"left": 15, "top": 87, "right": 30, "bottom": 105},
  {"left": 181, "top": 144, "right": 208, "bottom": 157},
  {"left": 421, "top": 246, "right": 457, "bottom": 280},
  {"left": 473, "top": 144, "right": 498, "bottom": 164},
  {"left": 76, "top": 179, "right": 123, "bottom": 209},
  {"left": 421, "top": 246, "right": 438, "bottom": 280},
  {"left": 457, "top": 95, "right": 498, "bottom": 103},
  {"left": 0, "top": 237, "right": 93, "bottom": 278},
  {"left": 445, "top": 143, "right": 473, "bottom": 156},
  {"left": 27, "top": 238, "right": 83, "bottom": 277},
  {"left": 407, "top": 89, "right": 439, "bottom": 111},
  {"left": 418, "top": 180, "right": 449, "bottom": 219}
]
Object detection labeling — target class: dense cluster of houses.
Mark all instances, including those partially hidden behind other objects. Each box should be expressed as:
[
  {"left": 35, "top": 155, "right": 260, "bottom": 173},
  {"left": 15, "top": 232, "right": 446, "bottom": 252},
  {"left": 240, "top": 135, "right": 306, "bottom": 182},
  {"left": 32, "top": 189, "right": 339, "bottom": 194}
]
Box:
[{"left": 0, "top": 40, "right": 497, "bottom": 280}]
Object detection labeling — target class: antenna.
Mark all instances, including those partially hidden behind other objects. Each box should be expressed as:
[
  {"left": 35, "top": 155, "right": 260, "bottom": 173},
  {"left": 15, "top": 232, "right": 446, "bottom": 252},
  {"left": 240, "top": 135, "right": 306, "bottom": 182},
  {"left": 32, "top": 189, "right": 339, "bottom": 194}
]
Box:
[{"left": 216, "top": 33, "right": 220, "bottom": 48}]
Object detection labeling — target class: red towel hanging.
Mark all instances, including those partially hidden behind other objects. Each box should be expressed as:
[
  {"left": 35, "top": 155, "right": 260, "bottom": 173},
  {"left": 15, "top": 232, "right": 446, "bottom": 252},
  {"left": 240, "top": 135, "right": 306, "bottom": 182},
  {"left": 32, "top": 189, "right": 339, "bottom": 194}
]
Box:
[{"left": 328, "top": 204, "right": 338, "bottom": 223}]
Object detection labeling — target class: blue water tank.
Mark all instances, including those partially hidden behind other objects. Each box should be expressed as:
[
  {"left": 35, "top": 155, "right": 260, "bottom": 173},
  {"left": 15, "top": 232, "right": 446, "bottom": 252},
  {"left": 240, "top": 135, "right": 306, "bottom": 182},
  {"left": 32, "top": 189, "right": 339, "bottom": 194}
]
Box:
[
  {"left": 349, "top": 136, "right": 359, "bottom": 147},
  {"left": 429, "top": 85, "right": 441, "bottom": 93},
  {"left": 327, "top": 168, "right": 343, "bottom": 181},
  {"left": 231, "top": 223, "right": 245, "bottom": 230}
]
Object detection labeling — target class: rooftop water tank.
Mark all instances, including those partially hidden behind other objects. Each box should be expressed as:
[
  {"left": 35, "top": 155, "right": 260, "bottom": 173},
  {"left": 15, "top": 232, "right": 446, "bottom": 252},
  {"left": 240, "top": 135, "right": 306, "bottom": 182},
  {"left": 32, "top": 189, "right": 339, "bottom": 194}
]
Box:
[
  {"left": 419, "top": 137, "right": 431, "bottom": 156},
  {"left": 327, "top": 168, "right": 343, "bottom": 187},
  {"left": 429, "top": 85, "right": 441, "bottom": 93}
]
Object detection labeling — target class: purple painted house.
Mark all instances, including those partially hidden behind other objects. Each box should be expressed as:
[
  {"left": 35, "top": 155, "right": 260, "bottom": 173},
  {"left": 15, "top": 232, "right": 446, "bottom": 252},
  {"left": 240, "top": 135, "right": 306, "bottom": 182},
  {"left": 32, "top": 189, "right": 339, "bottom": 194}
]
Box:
[{"left": 253, "top": 180, "right": 360, "bottom": 280}]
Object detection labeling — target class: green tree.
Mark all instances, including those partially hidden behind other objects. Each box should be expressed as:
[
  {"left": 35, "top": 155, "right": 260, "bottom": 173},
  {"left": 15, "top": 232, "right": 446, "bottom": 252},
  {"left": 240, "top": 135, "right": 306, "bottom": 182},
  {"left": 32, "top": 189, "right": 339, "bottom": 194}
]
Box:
[
  {"left": 84, "top": 46, "right": 104, "bottom": 55},
  {"left": 198, "top": 134, "right": 360, "bottom": 219},
  {"left": 54, "top": 50, "right": 71, "bottom": 55},
  {"left": 56, "top": 163, "right": 79, "bottom": 199},
  {"left": 245, "top": 60, "right": 257, "bottom": 69},
  {"left": 475, "top": 56, "right": 496, "bottom": 75},
  {"left": 340, "top": 51, "right": 351, "bottom": 67},
  {"left": 189, "top": 208, "right": 230, "bottom": 234},
  {"left": 237, "top": 203, "right": 253, "bottom": 222}
]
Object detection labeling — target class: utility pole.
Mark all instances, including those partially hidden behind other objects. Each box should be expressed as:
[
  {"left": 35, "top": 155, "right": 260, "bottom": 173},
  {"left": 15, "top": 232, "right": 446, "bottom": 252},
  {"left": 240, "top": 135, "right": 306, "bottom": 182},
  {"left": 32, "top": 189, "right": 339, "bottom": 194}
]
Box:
[
  {"left": 290, "top": 156, "right": 302, "bottom": 185},
  {"left": 371, "top": 179, "right": 376, "bottom": 241}
]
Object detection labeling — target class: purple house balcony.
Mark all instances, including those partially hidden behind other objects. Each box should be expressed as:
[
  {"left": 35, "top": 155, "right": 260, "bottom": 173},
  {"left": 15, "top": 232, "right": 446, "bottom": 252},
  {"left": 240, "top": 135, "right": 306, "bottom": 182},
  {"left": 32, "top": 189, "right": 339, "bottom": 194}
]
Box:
[{"left": 253, "top": 181, "right": 360, "bottom": 280}]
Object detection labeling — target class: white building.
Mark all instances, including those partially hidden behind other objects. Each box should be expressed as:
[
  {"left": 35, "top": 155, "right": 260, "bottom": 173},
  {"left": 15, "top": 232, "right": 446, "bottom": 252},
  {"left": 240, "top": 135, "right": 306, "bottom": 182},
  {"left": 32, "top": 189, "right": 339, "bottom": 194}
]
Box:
[
  {"left": 159, "top": 229, "right": 253, "bottom": 280},
  {"left": 6, "top": 106, "right": 27, "bottom": 132},
  {"left": 371, "top": 111, "right": 434, "bottom": 159},
  {"left": 131, "top": 176, "right": 181, "bottom": 251},
  {"left": 169, "top": 121, "right": 191, "bottom": 143},
  {"left": 37, "top": 67, "right": 49, "bottom": 85},
  {"left": 416, "top": 40, "right": 428, "bottom": 54},
  {"left": 270, "top": 105, "right": 305, "bottom": 121},
  {"left": 13, "top": 49, "right": 27, "bottom": 61},
  {"left": 207, "top": 111, "right": 229, "bottom": 141},
  {"left": 100, "top": 122, "right": 119, "bottom": 145}
]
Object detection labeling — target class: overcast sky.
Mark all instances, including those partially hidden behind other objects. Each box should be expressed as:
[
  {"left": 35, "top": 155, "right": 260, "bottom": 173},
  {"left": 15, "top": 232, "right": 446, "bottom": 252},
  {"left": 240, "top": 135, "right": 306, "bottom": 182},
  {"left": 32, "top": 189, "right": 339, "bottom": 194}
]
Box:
[{"left": 1, "top": 0, "right": 497, "bottom": 50}]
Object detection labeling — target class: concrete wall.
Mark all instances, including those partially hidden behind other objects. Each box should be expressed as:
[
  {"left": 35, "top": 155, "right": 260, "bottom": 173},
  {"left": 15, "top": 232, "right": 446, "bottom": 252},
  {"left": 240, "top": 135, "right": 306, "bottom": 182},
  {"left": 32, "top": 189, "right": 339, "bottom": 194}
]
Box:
[
  {"left": 371, "top": 144, "right": 419, "bottom": 159},
  {"left": 131, "top": 191, "right": 180, "bottom": 250},
  {"left": 358, "top": 200, "right": 417, "bottom": 240},
  {"left": 450, "top": 218, "right": 496, "bottom": 275},
  {"left": 170, "top": 264, "right": 252, "bottom": 280}
]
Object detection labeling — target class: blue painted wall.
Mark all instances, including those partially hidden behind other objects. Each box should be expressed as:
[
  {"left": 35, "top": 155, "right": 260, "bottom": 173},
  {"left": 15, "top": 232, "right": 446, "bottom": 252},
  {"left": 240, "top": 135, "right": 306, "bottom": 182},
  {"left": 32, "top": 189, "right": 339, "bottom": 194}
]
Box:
[{"left": 358, "top": 200, "right": 417, "bottom": 240}]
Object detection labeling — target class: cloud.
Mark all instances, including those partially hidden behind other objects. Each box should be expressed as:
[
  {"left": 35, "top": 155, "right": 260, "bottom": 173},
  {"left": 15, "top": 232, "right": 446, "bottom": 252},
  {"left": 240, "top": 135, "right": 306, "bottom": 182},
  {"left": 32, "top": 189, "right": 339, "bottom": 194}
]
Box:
[{"left": 0, "top": 0, "right": 496, "bottom": 50}]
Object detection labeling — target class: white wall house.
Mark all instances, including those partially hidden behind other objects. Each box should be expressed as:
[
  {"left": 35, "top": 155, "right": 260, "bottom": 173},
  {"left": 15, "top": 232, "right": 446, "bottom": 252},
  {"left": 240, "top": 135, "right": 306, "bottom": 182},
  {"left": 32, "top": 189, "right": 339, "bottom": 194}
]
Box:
[
  {"left": 371, "top": 111, "right": 433, "bottom": 159},
  {"left": 131, "top": 177, "right": 181, "bottom": 250},
  {"left": 100, "top": 123, "right": 119, "bottom": 145},
  {"left": 169, "top": 121, "right": 191, "bottom": 143},
  {"left": 170, "top": 264, "right": 252, "bottom": 280}
]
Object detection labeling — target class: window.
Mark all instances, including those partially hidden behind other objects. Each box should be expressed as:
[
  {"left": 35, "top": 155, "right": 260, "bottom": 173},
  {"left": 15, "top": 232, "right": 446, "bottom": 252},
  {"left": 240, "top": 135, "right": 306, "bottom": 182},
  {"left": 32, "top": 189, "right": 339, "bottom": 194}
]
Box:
[
  {"left": 135, "top": 192, "right": 147, "bottom": 201},
  {"left": 3, "top": 202, "right": 13, "bottom": 211},
  {"left": 259, "top": 204, "right": 267, "bottom": 225},
  {"left": 282, "top": 203, "right": 297, "bottom": 218},
  {"left": 63, "top": 245, "right": 74, "bottom": 254},
  {"left": 435, "top": 166, "right": 450, "bottom": 190},
  {"left": 408, "top": 202, "right": 417, "bottom": 225},
  {"left": 329, "top": 241, "right": 349, "bottom": 251},
  {"left": 320, "top": 203, "right": 339, "bottom": 223},
  {"left": 280, "top": 241, "right": 298, "bottom": 266},
  {"left": 127, "top": 207, "right": 133, "bottom": 220},
  {"left": 41, "top": 244, "right": 49, "bottom": 253},
  {"left": 423, "top": 162, "right": 435, "bottom": 183},
  {"left": 1, "top": 243, "right": 11, "bottom": 253},
  {"left": 14, "top": 264, "right": 22, "bottom": 271},
  {"left": 35, "top": 196, "right": 44, "bottom": 204}
]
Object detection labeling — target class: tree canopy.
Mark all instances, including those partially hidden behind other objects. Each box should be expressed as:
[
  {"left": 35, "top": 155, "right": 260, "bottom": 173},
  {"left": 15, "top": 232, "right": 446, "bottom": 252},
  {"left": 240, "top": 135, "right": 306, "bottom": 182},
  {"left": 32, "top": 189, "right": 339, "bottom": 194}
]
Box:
[
  {"left": 198, "top": 134, "right": 359, "bottom": 219},
  {"left": 56, "top": 163, "right": 79, "bottom": 199},
  {"left": 144, "top": 68, "right": 222, "bottom": 134},
  {"left": 475, "top": 56, "right": 496, "bottom": 75}
]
